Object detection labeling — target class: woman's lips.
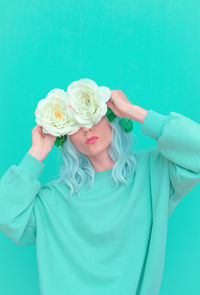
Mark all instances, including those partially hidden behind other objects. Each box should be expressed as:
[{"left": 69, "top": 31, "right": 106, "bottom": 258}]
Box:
[{"left": 85, "top": 136, "right": 99, "bottom": 144}]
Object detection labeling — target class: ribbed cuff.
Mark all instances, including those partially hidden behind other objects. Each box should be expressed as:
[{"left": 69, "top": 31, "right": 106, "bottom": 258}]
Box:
[
  {"left": 141, "top": 109, "right": 170, "bottom": 140},
  {"left": 18, "top": 152, "right": 45, "bottom": 180}
]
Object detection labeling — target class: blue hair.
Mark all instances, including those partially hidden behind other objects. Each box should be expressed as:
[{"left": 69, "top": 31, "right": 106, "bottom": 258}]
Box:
[{"left": 55, "top": 116, "right": 138, "bottom": 198}]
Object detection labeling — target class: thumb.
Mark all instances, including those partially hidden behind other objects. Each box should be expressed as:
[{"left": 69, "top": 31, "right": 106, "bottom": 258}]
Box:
[
  {"left": 106, "top": 100, "right": 117, "bottom": 112},
  {"left": 106, "top": 100, "right": 114, "bottom": 108}
]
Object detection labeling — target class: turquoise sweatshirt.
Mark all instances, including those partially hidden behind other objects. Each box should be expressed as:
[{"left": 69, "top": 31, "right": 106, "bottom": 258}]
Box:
[{"left": 1, "top": 109, "right": 200, "bottom": 295}]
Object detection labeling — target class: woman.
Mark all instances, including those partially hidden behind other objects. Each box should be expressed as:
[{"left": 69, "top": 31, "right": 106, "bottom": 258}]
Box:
[{"left": 0, "top": 90, "right": 200, "bottom": 295}]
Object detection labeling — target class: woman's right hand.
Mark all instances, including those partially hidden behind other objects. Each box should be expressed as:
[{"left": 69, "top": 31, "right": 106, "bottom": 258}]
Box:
[{"left": 28, "top": 125, "right": 57, "bottom": 162}]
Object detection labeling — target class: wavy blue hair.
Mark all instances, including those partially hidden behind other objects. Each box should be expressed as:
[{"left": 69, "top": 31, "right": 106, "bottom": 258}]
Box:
[{"left": 55, "top": 116, "right": 138, "bottom": 198}]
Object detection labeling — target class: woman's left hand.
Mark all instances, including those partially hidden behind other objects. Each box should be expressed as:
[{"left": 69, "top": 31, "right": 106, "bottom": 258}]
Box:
[{"left": 106, "top": 90, "right": 134, "bottom": 118}]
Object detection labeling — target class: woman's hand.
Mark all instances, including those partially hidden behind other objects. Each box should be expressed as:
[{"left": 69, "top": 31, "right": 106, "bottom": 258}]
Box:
[
  {"left": 106, "top": 90, "right": 134, "bottom": 119},
  {"left": 106, "top": 90, "right": 149, "bottom": 123},
  {"left": 28, "top": 125, "right": 56, "bottom": 162}
]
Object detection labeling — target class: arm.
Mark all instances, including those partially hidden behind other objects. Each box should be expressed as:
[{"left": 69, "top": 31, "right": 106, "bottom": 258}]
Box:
[
  {"left": 0, "top": 152, "right": 45, "bottom": 245},
  {"left": 0, "top": 123, "right": 57, "bottom": 245},
  {"left": 105, "top": 90, "right": 200, "bottom": 217},
  {"left": 128, "top": 105, "right": 200, "bottom": 217}
]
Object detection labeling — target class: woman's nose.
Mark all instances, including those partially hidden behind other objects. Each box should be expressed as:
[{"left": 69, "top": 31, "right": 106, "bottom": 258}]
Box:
[{"left": 82, "top": 127, "right": 92, "bottom": 133}]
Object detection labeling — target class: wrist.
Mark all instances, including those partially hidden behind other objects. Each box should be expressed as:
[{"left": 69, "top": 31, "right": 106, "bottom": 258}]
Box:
[
  {"left": 125, "top": 104, "right": 149, "bottom": 124},
  {"left": 28, "top": 147, "right": 46, "bottom": 162}
]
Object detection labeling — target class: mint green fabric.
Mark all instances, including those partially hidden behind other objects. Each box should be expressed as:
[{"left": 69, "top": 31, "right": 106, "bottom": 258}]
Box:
[{"left": 1, "top": 109, "right": 200, "bottom": 295}]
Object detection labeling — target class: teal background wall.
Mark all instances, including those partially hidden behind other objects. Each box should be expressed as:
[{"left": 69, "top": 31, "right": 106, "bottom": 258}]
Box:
[{"left": 0, "top": 1, "right": 200, "bottom": 294}]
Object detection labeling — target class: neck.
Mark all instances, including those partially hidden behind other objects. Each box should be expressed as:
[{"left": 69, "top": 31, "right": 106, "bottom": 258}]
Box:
[{"left": 87, "top": 148, "right": 115, "bottom": 172}]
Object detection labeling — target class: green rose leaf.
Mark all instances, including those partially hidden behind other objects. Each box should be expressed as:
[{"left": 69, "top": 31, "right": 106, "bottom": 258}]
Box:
[
  {"left": 54, "top": 135, "right": 67, "bottom": 148},
  {"left": 106, "top": 107, "right": 117, "bottom": 122},
  {"left": 118, "top": 118, "right": 133, "bottom": 132},
  {"left": 106, "top": 107, "right": 113, "bottom": 116}
]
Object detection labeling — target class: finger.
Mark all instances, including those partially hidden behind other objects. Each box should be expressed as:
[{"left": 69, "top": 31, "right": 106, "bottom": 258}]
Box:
[
  {"left": 33, "top": 125, "right": 39, "bottom": 131},
  {"left": 106, "top": 101, "right": 119, "bottom": 114},
  {"left": 108, "top": 97, "right": 113, "bottom": 102},
  {"left": 106, "top": 100, "right": 114, "bottom": 107},
  {"left": 34, "top": 125, "right": 43, "bottom": 135},
  {"left": 35, "top": 125, "right": 42, "bottom": 130}
]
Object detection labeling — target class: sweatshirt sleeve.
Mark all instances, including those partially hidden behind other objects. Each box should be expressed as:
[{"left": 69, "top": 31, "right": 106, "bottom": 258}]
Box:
[
  {"left": 0, "top": 152, "right": 45, "bottom": 246},
  {"left": 141, "top": 109, "right": 200, "bottom": 218}
]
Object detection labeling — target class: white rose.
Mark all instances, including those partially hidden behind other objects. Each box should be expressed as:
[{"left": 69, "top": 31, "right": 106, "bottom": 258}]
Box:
[
  {"left": 35, "top": 88, "right": 80, "bottom": 137},
  {"left": 66, "top": 78, "right": 111, "bottom": 128}
]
